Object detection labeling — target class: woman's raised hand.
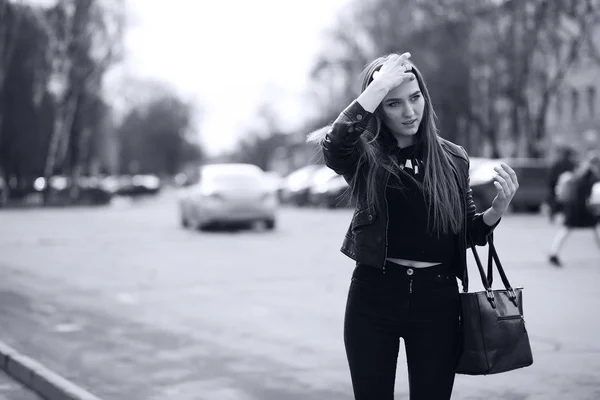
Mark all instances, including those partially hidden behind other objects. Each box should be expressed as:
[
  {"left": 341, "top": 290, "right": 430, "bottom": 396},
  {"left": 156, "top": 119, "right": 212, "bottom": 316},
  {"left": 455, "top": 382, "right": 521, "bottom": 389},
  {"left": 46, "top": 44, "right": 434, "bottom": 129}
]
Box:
[{"left": 372, "top": 52, "right": 414, "bottom": 90}]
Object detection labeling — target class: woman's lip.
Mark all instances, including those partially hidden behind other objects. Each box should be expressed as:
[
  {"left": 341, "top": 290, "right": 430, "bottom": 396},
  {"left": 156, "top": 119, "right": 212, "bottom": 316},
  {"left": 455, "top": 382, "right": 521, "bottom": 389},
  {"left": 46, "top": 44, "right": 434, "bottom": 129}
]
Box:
[{"left": 403, "top": 119, "right": 417, "bottom": 125}]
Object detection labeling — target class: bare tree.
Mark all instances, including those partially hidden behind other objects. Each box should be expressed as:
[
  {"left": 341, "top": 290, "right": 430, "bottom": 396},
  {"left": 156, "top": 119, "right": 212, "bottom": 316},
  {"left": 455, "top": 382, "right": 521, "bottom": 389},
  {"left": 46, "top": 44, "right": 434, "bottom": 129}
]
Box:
[
  {"left": 307, "top": 0, "right": 600, "bottom": 157},
  {"left": 525, "top": 1, "right": 600, "bottom": 156},
  {"left": 308, "top": 0, "right": 431, "bottom": 127},
  {"left": 0, "top": 0, "right": 24, "bottom": 149},
  {"left": 42, "top": 0, "right": 124, "bottom": 201},
  {"left": 465, "top": 0, "right": 599, "bottom": 157}
]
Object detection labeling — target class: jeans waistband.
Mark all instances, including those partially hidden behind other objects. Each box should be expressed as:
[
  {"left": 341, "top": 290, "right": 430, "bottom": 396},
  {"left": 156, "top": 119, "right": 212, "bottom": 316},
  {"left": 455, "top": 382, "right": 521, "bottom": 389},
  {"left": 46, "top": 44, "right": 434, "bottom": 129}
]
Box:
[{"left": 355, "top": 261, "right": 455, "bottom": 281}]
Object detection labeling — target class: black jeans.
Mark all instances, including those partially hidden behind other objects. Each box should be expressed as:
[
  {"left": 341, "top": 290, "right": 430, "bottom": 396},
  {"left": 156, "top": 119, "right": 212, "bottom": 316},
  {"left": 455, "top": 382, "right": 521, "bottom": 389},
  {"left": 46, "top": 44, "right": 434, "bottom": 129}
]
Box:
[{"left": 344, "top": 261, "right": 461, "bottom": 400}]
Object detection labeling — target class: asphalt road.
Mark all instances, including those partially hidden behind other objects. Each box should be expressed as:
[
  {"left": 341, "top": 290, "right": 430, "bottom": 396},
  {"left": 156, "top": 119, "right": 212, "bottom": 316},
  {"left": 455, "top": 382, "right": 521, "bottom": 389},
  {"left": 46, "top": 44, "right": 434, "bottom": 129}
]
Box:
[{"left": 0, "top": 194, "right": 599, "bottom": 400}]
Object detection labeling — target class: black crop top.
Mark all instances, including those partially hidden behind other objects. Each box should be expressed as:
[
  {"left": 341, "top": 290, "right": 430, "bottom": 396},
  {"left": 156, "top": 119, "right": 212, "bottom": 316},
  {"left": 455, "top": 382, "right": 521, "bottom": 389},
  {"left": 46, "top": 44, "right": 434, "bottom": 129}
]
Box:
[{"left": 385, "top": 144, "right": 457, "bottom": 263}]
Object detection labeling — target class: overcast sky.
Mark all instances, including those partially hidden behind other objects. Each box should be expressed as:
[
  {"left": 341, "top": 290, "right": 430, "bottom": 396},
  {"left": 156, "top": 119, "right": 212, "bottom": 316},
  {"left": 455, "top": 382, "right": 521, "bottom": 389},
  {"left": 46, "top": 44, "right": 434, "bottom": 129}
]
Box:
[{"left": 105, "top": 0, "right": 349, "bottom": 155}]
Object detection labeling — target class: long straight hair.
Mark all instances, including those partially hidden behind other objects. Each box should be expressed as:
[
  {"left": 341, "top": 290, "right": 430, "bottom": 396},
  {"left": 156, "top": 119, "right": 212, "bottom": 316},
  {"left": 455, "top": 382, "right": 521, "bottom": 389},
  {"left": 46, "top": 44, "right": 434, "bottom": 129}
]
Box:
[{"left": 308, "top": 54, "right": 464, "bottom": 235}]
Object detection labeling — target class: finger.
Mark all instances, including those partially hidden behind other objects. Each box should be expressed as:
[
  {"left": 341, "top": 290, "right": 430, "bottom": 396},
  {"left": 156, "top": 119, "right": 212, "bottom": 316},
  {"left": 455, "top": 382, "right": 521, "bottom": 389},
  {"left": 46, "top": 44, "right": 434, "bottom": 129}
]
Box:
[
  {"left": 400, "top": 72, "right": 415, "bottom": 81},
  {"left": 398, "top": 52, "right": 411, "bottom": 62},
  {"left": 500, "top": 163, "right": 519, "bottom": 187},
  {"left": 388, "top": 52, "right": 411, "bottom": 67},
  {"left": 494, "top": 166, "right": 516, "bottom": 192},
  {"left": 385, "top": 54, "right": 401, "bottom": 64},
  {"left": 494, "top": 174, "right": 510, "bottom": 195},
  {"left": 493, "top": 181, "right": 506, "bottom": 198}
]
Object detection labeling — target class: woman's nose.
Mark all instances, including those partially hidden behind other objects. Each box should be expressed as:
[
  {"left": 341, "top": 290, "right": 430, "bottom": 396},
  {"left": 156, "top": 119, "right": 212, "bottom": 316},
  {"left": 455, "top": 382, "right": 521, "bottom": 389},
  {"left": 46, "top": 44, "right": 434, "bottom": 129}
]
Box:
[{"left": 403, "top": 104, "right": 415, "bottom": 117}]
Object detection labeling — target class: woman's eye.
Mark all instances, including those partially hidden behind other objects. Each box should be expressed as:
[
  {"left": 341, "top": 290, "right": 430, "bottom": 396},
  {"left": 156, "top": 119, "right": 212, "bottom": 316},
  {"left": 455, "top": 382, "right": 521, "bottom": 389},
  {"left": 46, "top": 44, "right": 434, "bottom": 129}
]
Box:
[{"left": 410, "top": 95, "right": 421, "bottom": 102}]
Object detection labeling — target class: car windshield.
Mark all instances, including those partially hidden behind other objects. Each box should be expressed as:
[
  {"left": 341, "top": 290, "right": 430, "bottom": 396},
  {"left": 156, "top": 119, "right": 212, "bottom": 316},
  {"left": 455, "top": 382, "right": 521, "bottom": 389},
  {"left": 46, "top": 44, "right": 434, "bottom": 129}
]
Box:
[
  {"left": 286, "top": 165, "right": 322, "bottom": 185},
  {"left": 203, "top": 172, "right": 263, "bottom": 190}
]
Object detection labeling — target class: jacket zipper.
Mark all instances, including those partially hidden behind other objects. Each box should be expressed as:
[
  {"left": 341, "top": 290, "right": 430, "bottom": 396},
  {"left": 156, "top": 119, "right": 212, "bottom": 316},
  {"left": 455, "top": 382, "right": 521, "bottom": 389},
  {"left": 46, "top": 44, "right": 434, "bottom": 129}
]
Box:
[
  {"left": 462, "top": 191, "right": 468, "bottom": 289},
  {"left": 382, "top": 170, "right": 391, "bottom": 274}
]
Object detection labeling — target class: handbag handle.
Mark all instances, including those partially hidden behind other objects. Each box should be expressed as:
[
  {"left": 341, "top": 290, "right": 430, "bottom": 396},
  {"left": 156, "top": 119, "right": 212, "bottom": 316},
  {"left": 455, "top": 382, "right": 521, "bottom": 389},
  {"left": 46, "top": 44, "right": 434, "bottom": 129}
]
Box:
[
  {"left": 467, "top": 235, "right": 518, "bottom": 308},
  {"left": 485, "top": 238, "right": 514, "bottom": 291}
]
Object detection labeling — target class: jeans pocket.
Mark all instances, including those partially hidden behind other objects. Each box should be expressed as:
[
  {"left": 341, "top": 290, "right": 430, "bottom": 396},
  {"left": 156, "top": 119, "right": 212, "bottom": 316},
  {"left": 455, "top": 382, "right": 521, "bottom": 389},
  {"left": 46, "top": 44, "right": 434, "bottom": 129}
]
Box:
[{"left": 350, "top": 276, "right": 376, "bottom": 292}]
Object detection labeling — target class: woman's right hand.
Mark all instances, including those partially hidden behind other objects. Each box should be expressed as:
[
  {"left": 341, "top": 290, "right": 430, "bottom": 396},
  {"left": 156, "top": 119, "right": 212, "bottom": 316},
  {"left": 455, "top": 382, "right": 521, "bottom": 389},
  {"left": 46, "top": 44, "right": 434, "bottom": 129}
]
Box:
[{"left": 372, "top": 52, "right": 414, "bottom": 91}]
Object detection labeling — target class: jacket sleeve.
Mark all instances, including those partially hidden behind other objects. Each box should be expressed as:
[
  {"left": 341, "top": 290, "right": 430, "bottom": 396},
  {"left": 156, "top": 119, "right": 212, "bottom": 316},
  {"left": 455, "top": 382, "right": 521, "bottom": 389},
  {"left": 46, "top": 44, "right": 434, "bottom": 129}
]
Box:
[
  {"left": 322, "top": 100, "right": 373, "bottom": 176},
  {"left": 462, "top": 148, "right": 501, "bottom": 246}
]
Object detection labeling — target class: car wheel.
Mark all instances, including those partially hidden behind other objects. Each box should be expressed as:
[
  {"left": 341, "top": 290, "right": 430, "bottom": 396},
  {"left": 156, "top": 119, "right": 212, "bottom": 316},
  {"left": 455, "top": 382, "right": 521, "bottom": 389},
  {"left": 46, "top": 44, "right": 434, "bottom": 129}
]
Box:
[
  {"left": 180, "top": 212, "right": 190, "bottom": 228},
  {"left": 196, "top": 221, "right": 211, "bottom": 231},
  {"left": 265, "top": 219, "right": 276, "bottom": 230}
]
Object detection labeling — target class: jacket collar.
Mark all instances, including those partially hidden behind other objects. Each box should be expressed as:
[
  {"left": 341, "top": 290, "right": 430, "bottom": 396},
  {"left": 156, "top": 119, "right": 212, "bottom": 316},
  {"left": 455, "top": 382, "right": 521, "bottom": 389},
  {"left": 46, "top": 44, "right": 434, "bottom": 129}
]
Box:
[{"left": 378, "top": 124, "right": 425, "bottom": 156}]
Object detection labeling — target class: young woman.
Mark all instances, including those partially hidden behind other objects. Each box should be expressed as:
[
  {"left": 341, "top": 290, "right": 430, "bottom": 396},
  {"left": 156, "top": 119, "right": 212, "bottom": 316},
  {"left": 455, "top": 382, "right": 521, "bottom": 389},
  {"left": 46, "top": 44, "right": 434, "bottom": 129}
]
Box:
[{"left": 308, "top": 52, "right": 519, "bottom": 400}]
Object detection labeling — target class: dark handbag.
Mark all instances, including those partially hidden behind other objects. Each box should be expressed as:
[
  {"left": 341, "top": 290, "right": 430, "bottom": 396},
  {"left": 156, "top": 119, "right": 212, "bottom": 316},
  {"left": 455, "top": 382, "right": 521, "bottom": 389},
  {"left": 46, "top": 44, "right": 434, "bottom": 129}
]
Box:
[{"left": 456, "top": 236, "right": 534, "bottom": 375}]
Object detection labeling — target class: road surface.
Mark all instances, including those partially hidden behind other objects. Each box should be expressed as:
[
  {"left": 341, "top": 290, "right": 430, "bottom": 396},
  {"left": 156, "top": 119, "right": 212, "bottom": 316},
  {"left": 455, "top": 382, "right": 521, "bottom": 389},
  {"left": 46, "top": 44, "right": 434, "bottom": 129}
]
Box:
[{"left": 0, "top": 196, "right": 599, "bottom": 399}]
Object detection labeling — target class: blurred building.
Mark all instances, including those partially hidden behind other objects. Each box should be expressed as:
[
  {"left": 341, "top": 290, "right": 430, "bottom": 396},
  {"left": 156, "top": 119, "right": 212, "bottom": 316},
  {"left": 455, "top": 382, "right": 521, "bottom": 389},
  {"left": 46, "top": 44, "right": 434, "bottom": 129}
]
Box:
[
  {"left": 546, "top": 25, "right": 600, "bottom": 155},
  {"left": 467, "top": 1, "right": 600, "bottom": 158}
]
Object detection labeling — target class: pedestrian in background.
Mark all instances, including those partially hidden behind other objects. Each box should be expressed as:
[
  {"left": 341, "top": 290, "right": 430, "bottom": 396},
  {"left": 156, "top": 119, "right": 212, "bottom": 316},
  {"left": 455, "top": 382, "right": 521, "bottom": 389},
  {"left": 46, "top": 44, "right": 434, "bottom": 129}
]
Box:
[
  {"left": 308, "top": 52, "right": 519, "bottom": 400},
  {"left": 547, "top": 145, "right": 577, "bottom": 223},
  {"left": 549, "top": 150, "right": 600, "bottom": 267}
]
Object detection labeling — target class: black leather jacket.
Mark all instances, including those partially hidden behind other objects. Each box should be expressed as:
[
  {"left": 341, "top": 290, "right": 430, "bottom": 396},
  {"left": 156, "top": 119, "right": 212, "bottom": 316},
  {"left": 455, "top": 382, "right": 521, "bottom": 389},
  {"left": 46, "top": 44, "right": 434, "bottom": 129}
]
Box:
[{"left": 321, "top": 100, "right": 500, "bottom": 291}]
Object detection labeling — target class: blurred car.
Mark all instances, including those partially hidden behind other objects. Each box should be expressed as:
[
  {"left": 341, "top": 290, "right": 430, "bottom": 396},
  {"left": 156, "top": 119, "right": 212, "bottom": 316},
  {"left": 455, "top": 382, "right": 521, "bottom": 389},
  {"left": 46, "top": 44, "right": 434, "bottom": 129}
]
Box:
[
  {"left": 0, "top": 177, "right": 6, "bottom": 207},
  {"left": 31, "top": 175, "right": 113, "bottom": 205},
  {"left": 309, "top": 174, "right": 354, "bottom": 208},
  {"left": 178, "top": 163, "right": 278, "bottom": 230},
  {"left": 280, "top": 164, "right": 324, "bottom": 206},
  {"left": 469, "top": 157, "right": 550, "bottom": 213},
  {"left": 263, "top": 171, "right": 285, "bottom": 200},
  {"left": 307, "top": 166, "right": 338, "bottom": 205},
  {"left": 116, "top": 174, "right": 161, "bottom": 197},
  {"left": 73, "top": 176, "right": 114, "bottom": 205}
]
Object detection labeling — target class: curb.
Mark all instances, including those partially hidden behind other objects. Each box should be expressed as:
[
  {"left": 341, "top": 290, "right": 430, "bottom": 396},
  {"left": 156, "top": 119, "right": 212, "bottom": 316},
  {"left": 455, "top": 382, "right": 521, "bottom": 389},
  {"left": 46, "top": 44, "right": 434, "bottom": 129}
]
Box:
[{"left": 0, "top": 340, "right": 103, "bottom": 400}]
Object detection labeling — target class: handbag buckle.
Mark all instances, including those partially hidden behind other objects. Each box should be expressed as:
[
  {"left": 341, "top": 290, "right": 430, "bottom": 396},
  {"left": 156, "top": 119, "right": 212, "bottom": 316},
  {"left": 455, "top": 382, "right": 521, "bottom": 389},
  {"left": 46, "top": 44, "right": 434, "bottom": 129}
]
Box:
[
  {"left": 486, "top": 289, "right": 496, "bottom": 308},
  {"left": 507, "top": 288, "right": 519, "bottom": 306}
]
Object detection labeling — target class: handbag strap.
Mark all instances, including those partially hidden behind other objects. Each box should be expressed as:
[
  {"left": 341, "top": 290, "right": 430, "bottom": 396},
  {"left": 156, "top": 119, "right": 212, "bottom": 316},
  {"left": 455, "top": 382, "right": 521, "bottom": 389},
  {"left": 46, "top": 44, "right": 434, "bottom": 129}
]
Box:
[
  {"left": 466, "top": 235, "right": 518, "bottom": 304},
  {"left": 468, "top": 240, "right": 490, "bottom": 291},
  {"left": 487, "top": 240, "right": 494, "bottom": 287},
  {"left": 487, "top": 238, "right": 515, "bottom": 292}
]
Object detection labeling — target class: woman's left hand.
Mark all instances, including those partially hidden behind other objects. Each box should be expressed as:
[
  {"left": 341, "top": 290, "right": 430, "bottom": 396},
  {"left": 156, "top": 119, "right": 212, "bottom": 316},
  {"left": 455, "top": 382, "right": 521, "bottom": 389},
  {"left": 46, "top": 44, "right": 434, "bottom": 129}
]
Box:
[{"left": 490, "top": 163, "right": 519, "bottom": 215}]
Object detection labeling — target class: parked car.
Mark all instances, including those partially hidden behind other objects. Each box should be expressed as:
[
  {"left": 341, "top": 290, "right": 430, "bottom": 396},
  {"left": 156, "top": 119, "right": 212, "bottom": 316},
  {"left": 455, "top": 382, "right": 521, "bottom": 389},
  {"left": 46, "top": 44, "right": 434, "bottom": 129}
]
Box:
[
  {"left": 29, "top": 175, "right": 113, "bottom": 206},
  {"left": 307, "top": 166, "right": 338, "bottom": 206},
  {"left": 0, "top": 177, "right": 6, "bottom": 207},
  {"left": 280, "top": 164, "right": 324, "bottom": 206},
  {"left": 310, "top": 174, "right": 354, "bottom": 208},
  {"left": 178, "top": 163, "right": 278, "bottom": 230},
  {"left": 469, "top": 157, "right": 550, "bottom": 213},
  {"left": 306, "top": 166, "right": 355, "bottom": 208},
  {"left": 263, "top": 171, "right": 285, "bottom": 200},
  {"left": 116, "top": 174, "right": 161, "bottom": 197}
]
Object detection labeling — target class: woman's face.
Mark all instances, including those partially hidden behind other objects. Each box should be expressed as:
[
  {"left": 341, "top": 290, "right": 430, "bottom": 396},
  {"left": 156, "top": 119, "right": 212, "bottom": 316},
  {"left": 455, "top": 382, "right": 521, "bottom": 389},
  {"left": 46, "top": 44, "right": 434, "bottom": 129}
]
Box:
[{"left": 379, "top": 77, "right": 425, "bottom": 141}]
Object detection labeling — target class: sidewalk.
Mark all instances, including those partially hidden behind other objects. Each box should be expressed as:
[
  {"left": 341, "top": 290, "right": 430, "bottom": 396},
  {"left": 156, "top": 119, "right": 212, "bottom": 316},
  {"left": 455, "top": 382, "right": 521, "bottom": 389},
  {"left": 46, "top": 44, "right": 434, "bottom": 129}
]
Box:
[{"left": 0, "top": 369, "right": 41, "bottom": 400}]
